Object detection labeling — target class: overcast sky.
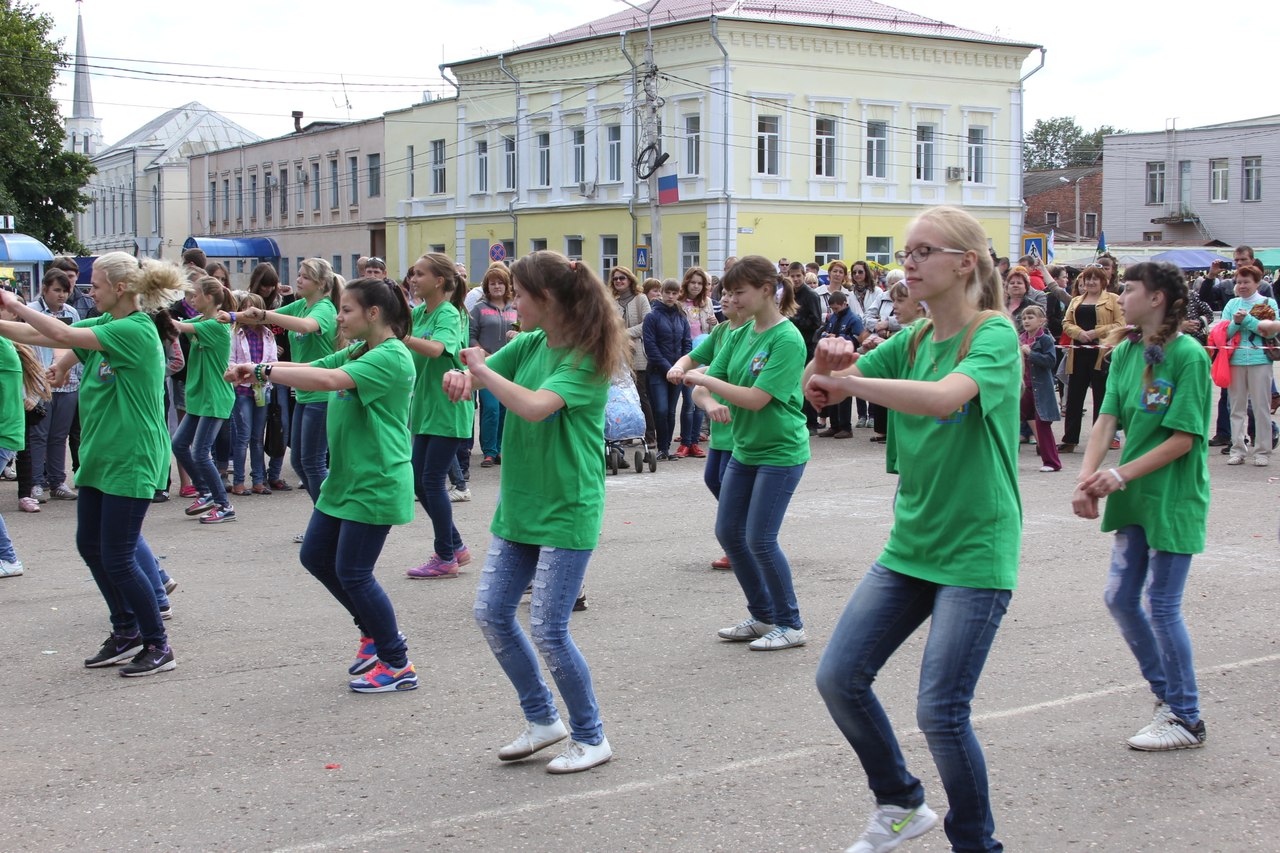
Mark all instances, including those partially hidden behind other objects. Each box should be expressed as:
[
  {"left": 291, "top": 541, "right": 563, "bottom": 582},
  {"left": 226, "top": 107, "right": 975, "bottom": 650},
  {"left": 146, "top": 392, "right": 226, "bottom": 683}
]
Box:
[{"left": 41, "top": 0, "right": 1270, "bottom": 144}]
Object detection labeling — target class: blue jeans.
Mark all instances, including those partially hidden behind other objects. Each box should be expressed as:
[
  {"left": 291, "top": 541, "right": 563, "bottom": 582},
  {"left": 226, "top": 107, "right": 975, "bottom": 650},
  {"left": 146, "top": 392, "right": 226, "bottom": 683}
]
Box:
[
  {"left": 134, "top": 535, "right": 170, "bottom": 609},
  {"left": 478, "top": 387, "right": 506, "bottom": 458},
  {"left": 715, "top": 458, "right": 805, "bottom": 629},
  {"left": 0, "top": 448, "right": 16, "bottom": 563},
  {"left": 172, "top": 413, "right": 230, "bottom": 506},
  {"left": 290, "top": 401, "right": 329, "bottom": 504},
  {"left": 299, "top": 509, "right": 407, "bottom": 669},
  {"left": 76, "top": 487, "right": 167, "bottom": 646},
  {"left": 1104, "top": 526, "right": 1199, "bottom": 725},
  {"left": 646, "top": 368, "right": 680, "bottom": 453},
  {"left": 816, "top": 563, "right": 1011, "bottom": 853},
  {"left": 473, "top": 537, "right": 603, "bottom": 744},
  {"left": 28, "top": 391, "right": 77, "bottom": 489},
  {"left": 703, "top": 447, "right": 732, "bottom": 500},
  {"left": 230, "top": 395, "right": 268, "bottom": 486},
  {"left": 411, "top": 434, "right": 465, "bottom": 561},
  {"left": 267, "top": 383, "right": 291, "bottom": 482},
  {"left": 679, "top": 385, "right": 702, "bottom": 448}
]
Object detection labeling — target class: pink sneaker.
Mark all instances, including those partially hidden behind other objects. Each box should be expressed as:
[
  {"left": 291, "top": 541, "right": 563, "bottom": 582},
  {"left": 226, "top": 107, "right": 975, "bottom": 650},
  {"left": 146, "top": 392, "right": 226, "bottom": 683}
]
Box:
[
  {"left": 455, "top": 546, "right": 471, "bottom": 566},
  {"left": 178, "top": 485, "right": 198, "bottom": 498},
  {"left": 407, "top": 555, "right": 459, "bottom": 579}
]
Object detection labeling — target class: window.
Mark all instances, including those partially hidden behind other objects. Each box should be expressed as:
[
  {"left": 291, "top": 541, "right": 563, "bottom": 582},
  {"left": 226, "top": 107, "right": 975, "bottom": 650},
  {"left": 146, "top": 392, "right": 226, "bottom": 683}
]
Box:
[
  {"left": 1045, "top": 211, "right": 1059, "bottom": 229},
  {"left": 866, "top": 121, "right": 888, "bottom": 179},
  {"left": 249, "top": 174, "right": 257, "bottom": 220},
  {"left": 565, "top": 236, "right": 583, "bottom": 260},
  {"left": 311, "top": 162, "right": 321, "bottom": 210},
  {"left": 431, "top": 139, "right": 446, "bottom": 194},
  {"left": 756, "top": 115, "right": 780, "bottom": 175},
  {"left": 1179, "top": 160, "right": 1192, "bottom": 207},
  {"left": 280, "top": 257, "right": 288, "bottom": 283},
  {"left": 1142, "top": 231, "right": 1163, "bottom": 242},
  {"left": 429, "top": 244, "right": 446, "bottom": 254},
  {"left": 279, "top": 169, "right": 288, "bottom": 215},
  {"left": 814, "top": 236, "right": 842, "bottom": 266},
  {"left": 966, "top": 127, "right": 986, "bottom": 183},
  {"left": 915, "top": 125, "right": 935, "bottom": 181},
  {"left": 502, "top": 240, "right": 514, "bottom": 260},
  {"left": 406, "top": 145, "right": 415, "bottom": 197},
  {"left": 680, "top": 233, "right": 701, "bottom": 271},
  {"left": 296, "top": 166, "right": 305, "bottom": 212},
  {"left": 684, "top": 115, "right": 701, "bottom": 176},
  {"left": 571, "top": 128, "right": 586, "bottom": 184},
  {"left": 367, "top": 153, "right": 381, "bottom": 197},
  {"left": 332, "top": 255, "right": 342, "bottom": 275},
  {"left": 1146, "top": 161, "right": 1166, "bottom": 204},
  {"left": 209, "top": 180, "right": 217, "bottom": 224},
  {"left": 348, "top": 156, "right": 359, "bottom": 206},
  {"left": 1084, "top": 213, "right": 1098, "bottom": 239},
  {"left": 151, "top": 185, "right": 159, "bottom": 233},
  {"left": 476, "top": 141, "right": 489, "bottom": 193},
  {"left": 223, "top": 179, "right": 230, "bottom": 222},
  {"left": 1210, "top": 158, "right": 1228, "bottom": 202},
  {"left": 329, "top": 160, "right": 339, "bottom": 208},
  {"left": 601, "top": 236, "right": 619, "bottom": 274},
  {"left": 814, "top": 117, "right": 836, "bottom": 178},
  {"left": 531, "top": 238, "right": 548, "bottom": 252},
  {"left": 1244, "top": 156, "right": 1262, "bottom": 201},
  {"left": 235, "top": 176, "right": 243, "bottom": 220},
  {"left": 264, "top": 171, "right": 273, "bottom": 218},
  {"left": 536, "top": 133, "right": 551, "bottom": 187},
  {"left": 503, "top": 135, "right": 517, "bottom": 190},
  {"left": 605, "top": 125, "right": 622, "bottom": 182},
  {"left": 866, "top": 237, "right": 893, "bottom": 265}
]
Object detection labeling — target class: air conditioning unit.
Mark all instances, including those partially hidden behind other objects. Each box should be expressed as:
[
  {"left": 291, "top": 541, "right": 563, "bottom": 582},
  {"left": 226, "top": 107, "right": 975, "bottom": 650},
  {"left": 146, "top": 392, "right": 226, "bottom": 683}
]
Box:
[
  {"left": 578, "top": 181, "right": 597, "bottom": 198},
  {"left": 945, "top": 166, "right": 964, "bottom": 182}
]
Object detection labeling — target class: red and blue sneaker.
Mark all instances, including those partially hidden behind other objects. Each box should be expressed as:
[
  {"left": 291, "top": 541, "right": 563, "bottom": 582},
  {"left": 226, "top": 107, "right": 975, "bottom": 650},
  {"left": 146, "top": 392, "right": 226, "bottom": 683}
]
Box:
[
  {"left": 349, "top": 636, "right": 379, "bottom": 676},
  {"left": 349, "top": 661, "right": 418, "bottom": 693}
]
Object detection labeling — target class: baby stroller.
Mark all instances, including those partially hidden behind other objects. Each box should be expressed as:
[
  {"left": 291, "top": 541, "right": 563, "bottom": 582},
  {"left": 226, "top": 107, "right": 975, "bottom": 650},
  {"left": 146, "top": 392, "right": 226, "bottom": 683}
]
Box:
[{"left": 605, "top": 366, "right": 656, "bottom": 475}]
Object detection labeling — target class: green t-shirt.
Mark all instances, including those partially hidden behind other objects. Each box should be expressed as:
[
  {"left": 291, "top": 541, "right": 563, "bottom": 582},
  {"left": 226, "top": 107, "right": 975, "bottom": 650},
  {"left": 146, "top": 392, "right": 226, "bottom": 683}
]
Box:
[
  {"left": 707, "top": 320, "right": 810, "bottom": 466},
  {"left": 487, "top": 330, "right": 608, "bottom": 550},
  {"left": 409, "top": 301, "right": 474, "bottom": 437},
  {"left": 0, "top": 338, "right": 24, "bottom": 451},
  {"left": 1099, "top": 334, "right": 1211, "bottom": 553},
  {"left": 183, "top": 317, "right": 234, "bottom": 418},
  {"left": 278, "top": 298, "right": 338, "bottom": 403},
  {"left": 71, "top": 312, "right": 170, "bottom": 499},
  {"left": 857, "top": 317, "right": 1023, "bottom": 589},
  {"left": 688, "top": 321, "right": 739, "bottom": 452},
  {"left": 311, "top": 339, "right": 416, "bottom": 526}
]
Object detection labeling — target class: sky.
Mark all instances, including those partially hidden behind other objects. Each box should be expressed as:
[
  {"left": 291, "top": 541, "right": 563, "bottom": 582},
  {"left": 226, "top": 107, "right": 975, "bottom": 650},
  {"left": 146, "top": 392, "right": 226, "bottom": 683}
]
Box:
[{"left": 39, "top": 0, "right": 1273, "bottom": 145}]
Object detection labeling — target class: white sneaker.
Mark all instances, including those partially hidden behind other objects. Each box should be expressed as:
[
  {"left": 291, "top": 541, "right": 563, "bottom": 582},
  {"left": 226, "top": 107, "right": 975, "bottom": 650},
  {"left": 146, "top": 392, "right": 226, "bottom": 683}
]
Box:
[
  {"left": 293, "top": 532, "right": 306, "bottom": 544},
  {"left": 1133, "top": 700, "right": 1173, "bottom": 737},
  {"left": 1126, "top": 715, "right": 1206, "bottom": 751},
  {"left": 748, "top": 626, "right": 808, "bottom": 651},
  {"left": 1254, "top": 455, "right": 1270, "bottom": 467},
  {"left": 498, "top": 718, "right": 568, "bottom": 761},
  {"left": 717, "top": 618, "right": 775, "bottom": 641},
  {"left": 1038, "top": 465, "right": 1059, "bottom": 473},
  {"left": 546, "top": 736, "right": 613, "bottom": 774},
  {"left": 448, "top": 486, "right": 472, "bottom": 503},
  {"left": 0, "top": 560, "right": 24, "bottom": 578},
  {"left": 845, "top": 802, "right": 938, "bottom": 853},
  {"left": 1227, "top": 454, "right": 1245, "bottom": 465},
  {"left": 30, "top": 485, "right": 47, "bottom": 504}
]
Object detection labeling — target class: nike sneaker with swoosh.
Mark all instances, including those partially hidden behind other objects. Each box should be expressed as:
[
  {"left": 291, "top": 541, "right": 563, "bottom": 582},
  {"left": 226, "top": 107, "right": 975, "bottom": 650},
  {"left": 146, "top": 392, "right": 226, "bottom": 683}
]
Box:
[{"left": 845, "top": 802, "right": 939, "bottom": 853}]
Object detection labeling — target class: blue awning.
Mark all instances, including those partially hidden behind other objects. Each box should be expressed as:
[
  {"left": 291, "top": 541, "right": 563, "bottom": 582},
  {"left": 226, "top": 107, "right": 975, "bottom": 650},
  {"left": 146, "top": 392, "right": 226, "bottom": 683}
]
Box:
[
  {"left": 0, "top": 233, "right": 54, "bottom": 263},
  {"left": 183, "top": 236, "right": 281, "bottom": 259},
  {"left": 1149, "top": 249, "right": 1231, "bottom": 270}
]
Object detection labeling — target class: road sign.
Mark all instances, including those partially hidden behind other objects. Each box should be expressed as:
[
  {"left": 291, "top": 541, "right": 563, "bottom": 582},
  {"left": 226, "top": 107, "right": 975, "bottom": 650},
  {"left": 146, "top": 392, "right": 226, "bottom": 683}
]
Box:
[
  {"left": 635, "top": 245, "right": 650, "bottom": 271},
  {"left": 1022, "top": 234, "right": 1046, "bottom": 262},
  {"left": 489, "top": 243, "right": 507, "bottom": 263}
]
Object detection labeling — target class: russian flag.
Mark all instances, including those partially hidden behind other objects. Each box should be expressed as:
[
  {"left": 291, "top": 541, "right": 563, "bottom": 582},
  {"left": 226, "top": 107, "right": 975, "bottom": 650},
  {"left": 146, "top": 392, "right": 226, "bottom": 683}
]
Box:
[{"left": 657, "top": 174, "right": 679, "bottom": 205}]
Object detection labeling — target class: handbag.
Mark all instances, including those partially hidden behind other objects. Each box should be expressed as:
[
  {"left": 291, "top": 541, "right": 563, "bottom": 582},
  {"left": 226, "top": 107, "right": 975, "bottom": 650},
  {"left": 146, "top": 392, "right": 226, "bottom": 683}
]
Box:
[{"left": 265, "top": 399, "right": 286, "bottom": 458}]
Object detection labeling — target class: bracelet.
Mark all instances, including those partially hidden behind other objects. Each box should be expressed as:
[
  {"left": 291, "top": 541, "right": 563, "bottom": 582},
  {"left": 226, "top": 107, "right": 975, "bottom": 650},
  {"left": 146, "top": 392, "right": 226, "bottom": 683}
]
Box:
[
  {"left": 264, "top": 364, "right": 273, "bottom": 380},
  {"left": 1108, "top": 468, "right": 1126, "bottom": 490},
  {"left": 253, "top": 363, "right": 264, "bottom": 383},
  {"left": 229, "top": 312, "right": 236, "bottom": 324}
]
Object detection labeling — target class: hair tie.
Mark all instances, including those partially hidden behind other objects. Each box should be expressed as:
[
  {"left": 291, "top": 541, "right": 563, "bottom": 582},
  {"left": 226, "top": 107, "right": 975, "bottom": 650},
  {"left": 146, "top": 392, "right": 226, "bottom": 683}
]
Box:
[
  {"left": 569, "top": 260, "right": 577, "bottom": 271},
  {"left": 1144, "top": 344, "right": 1166, "bottom": 367},
  {"left": 137, "top": 258, "right": 144, "bottom": 269}
]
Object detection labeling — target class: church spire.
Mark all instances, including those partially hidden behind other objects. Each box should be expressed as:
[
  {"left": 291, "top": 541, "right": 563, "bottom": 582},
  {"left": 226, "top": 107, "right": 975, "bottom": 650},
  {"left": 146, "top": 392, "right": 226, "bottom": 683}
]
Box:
[{"left": 72, "top": 0, "right": 94, "bottom": 119}]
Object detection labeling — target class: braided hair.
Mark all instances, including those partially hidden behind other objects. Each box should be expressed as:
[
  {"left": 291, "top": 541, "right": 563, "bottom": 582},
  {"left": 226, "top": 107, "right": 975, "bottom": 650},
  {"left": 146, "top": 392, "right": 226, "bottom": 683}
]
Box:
[{"left": 1107, "top": 261, "right": 1187, "bottom": 384}]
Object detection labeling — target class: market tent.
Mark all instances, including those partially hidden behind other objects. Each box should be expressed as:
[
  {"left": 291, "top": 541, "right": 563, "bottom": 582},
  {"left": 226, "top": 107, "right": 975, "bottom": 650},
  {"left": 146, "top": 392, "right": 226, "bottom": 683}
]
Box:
[
  {"left": 1150, "top": 249, "right": 1231, "bottom": 270},
  {"left": 1253, "top": 248, "right": 1280, "bottom": 268},
  {"left": 0, "top": 232, "right": 54, "bottom": 263},
  {"left": 182, "top": 235, "right": 281, "bottom": 260}
]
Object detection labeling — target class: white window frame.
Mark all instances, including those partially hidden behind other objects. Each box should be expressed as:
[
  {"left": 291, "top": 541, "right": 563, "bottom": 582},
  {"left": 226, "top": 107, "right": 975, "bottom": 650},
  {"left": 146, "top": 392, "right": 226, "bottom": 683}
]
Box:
[
  {"left": 329, "top": 159, "right": 339, "bottom": 208},
  {"left": 311, "top": 162, "right": 321, "bottom": 211},
  {"left": 235, "top": 175, "right": 243, "bottom": 220},
  {"left": 536, "top": 132, "right": 551, "bottom": 188},
  {"left": 565, "top": 236, "right": 583, "bottom": 260},
  {"left": 865, "top": 121, "right": 888, "bottom": 179},
  {"left": 866, "top": 237, "right": 893, "bottom": 266},
  {"left": 406, "top": 145, "right": 415, "bottom": 197},
  {"left": 571, "top": 128, "right": 586, "bottom": 184},
  {"left": 367, "top": 153, "right": 381, "bottom": 198},
  {"left": 680, "top": 233, "right": 701, "bottom": 272},
  {"left": 966, "top": 127, "right": 987, "bottom": 184},
  {"left": 1210, "top": 158, "right": 1228, "bottom": 202},
  {"left": 264, "top": 170, "right": 273, "bottom": 219},
  {"left": 249, "top": 173, "right": 257, "bottom": 220},
  {"left": 1243, "top": 156, "right": 1262, "bottom": 202},
  {"left": 1084, "top": 213, "right": 1098, "bottom": 239},
  {"left": 601, "top": 236, "right": 619, "bottom": 274},
  {"left": 502, "top": 136, "right": 517, "bottom": 191},
  {"left": 531, "top": 238, "right": 548, "bottom": 252},
  {"left": 1146, "top": 161, "right": 1166, "bottom": 205},
  {"left": 814, "top": 117, "right": 836, "bottom": 179},
  {"left": 1045, "top": 211, "right": 1059, "bottom": 229},
  {"left": 756, "top": 115, "right": 781, "bottom": 176},
  {"left": 915, "top": 124, "right": 935, "bottom": 182},
  {"left": 683, "top": 114, "right": 701, "bottom": 176},
  {"left": 430, "top": 139, "right": 446, "bottom": 195},
  {"left": 348, "top": 156, "right": 359, "bottom": 206},
  {"left": 814, "top": 236, "right": 842, "bottom": 266},
  {"left": 476, "top": 140, "right": 489, "bottom": 193},
  {"left": 605, "top": 125, "right": 622, "bottom": 183}
]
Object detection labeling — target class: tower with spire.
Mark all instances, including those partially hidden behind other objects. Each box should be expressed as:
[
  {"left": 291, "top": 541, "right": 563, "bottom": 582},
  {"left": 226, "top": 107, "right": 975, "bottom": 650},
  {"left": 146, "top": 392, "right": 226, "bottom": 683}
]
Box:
[{"left": 64, "top": 0, "right": 104, "bottom": 155}]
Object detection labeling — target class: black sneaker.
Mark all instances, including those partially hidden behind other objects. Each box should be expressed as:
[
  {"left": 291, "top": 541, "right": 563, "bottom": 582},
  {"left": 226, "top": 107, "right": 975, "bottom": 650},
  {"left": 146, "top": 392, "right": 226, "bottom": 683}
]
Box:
[
  {"left": 163, "top": 577, "right": 178, "bottom": 595},
  {"left": 159, "top": 604, "right": 172, "bottom": 621},
  {"left": 574, "top": 593, "right": 588, "bottom": 612},
  {"left": 152, "top": 490, "right": 170, "bottom": 503},
  {"left": 84, "top": 633, "right": 144, "bottom": 668},
  {"left": 119, "top": 643, "right": 176, "bottom": 677},
  {"left": 1208, "top": 435, "right": 1231, "bottom": 447}
]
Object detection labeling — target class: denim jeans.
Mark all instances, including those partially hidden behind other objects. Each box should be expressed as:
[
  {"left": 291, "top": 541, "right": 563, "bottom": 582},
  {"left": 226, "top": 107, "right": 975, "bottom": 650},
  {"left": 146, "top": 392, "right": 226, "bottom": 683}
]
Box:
[
  {"left": 715, "top": 458, "right": 806, "bottom": 629},
  {"left": 171, "top": 413, "right": 230, "bottom": 506},
  {"left": 267, "top": 382, "right": 291, "bottom": 482},
  {"left": 816, "top": 563, "right": 1011, "bottom": 853},
  {"left": 290, "top": 401, "right": 329, "bottom": 504},
  {"left": 214, "top": 419, "right": 231, "bottom": 473},
  {"left": 411, "top": 434, "right": 465, "bottom": 561},
  {"left": 299, "top": 509, "right": 407, "bottom": 669},
  {"left": 646, "top": 368, "right": 680, "bottom": 453},
  {"left": 134, "top": 535, "right": 170, "bottom": 609},
  {"left": 478, "top": 387, "right": 506, "bottom": 458},
  {"left": 76, "top": 487, "right": 166, "bottom": 646},
  {"left": 679, "top": 385, "right": 702, "bottom": 448},
  {"left": 230, "top": 395, "right": 268, "bottom": 486},
  {"left": 473, "top": 537, "right": 603, "bottom": 744},
  {"left": 1104, "top": 526, "right": 1199, "bottom": 725},
  {"left": 28, "top": 391, "right": 77, "bottom": 489},
  {"left": 0, "top": 448, "right": 16, "bottom": 563},
  {"left": 703, "top": 447, "right": 732, "bottom": 500}
]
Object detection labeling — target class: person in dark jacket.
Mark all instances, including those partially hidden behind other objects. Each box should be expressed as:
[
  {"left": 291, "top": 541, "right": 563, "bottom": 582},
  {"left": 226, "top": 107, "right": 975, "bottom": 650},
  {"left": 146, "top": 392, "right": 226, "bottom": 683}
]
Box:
[
  {"left": 786, "top": 263, "right": 824, "bottom": 433},
  {"left": 1020, "top": 305, "right": 1062, "bottom": 472},
  {"left": 816, "top": 292, "right": 866, "bottom": 438},
  {"left": 643, "top": 279, "right": 691, "bottom": 460}
]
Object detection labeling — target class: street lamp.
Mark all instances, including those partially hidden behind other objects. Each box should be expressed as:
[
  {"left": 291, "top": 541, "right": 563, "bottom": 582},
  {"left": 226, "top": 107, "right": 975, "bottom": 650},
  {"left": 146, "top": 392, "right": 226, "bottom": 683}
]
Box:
[{"left": 1058, "top": 175, "right": 1080, "bottom": 239}]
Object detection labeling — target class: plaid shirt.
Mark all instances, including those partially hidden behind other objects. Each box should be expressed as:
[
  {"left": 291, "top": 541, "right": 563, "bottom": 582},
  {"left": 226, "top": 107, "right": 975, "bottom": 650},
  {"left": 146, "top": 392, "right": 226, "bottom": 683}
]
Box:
[{"left": 34, "top": 299, "right": 82, "bottom": 393}]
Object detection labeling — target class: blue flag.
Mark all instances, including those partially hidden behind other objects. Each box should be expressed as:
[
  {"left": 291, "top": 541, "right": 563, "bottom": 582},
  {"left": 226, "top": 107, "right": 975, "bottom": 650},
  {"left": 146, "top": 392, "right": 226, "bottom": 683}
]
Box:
[{"left": 1096, "top": 230, "right": 1107, "bottom": 255}]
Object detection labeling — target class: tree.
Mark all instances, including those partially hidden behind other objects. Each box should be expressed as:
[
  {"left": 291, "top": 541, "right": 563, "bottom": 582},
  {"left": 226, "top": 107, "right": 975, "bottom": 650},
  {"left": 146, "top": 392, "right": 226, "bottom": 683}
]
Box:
[
  {"left": 0, "top": 1, "right": 94, "bottom": 253},
  {"left": 1024, "top": 116, "right": 1123, "bottom": 171}
]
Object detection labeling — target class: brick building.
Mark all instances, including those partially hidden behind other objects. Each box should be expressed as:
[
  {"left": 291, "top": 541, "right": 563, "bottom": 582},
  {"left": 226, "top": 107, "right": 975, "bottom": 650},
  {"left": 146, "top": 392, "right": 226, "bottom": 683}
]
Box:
[{"left": 1023, "top": 165, "right": 1102, "bottom": 241}]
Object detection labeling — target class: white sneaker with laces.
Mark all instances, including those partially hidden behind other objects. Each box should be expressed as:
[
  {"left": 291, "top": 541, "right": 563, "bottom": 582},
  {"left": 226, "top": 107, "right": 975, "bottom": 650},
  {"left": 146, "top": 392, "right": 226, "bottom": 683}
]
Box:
[
  {"left": 845, "top": 803, "right": 938, "bottom": 853},
  {"left": 448, "top": 486, "right": 472, "bottom": 503},
  {"left": 292, "top": 531, "right": 306, "bottom": 544},
  {"left": 1227, "top": 454, "right": 1245, "bottom": 465},
  {"left": 748, "top": 626, "right": 808, "bottom": 651},
  {"left": 498, "top": 719, "right": 568, "bottom": 761},
  {"left": 1133, "top": 700, "right": 1173, "bottom": 737},
  {"left": 1126, "top": 715, "right": 1206, "bottom": 751},
  {"left": 717, "top": 618, "right": 775, "bottom": 641},
  {"left": 1254, "top": 455, "right": 1270, "bottom": 467},
  {"left": 30, "top": 485, "right": 47, "bottom": 504},
  {"left": 0, "top": 560, "right": 24, "bottom": 578},
  {"left": 546, "top": 736, "right": 613, "bottom": 774}
]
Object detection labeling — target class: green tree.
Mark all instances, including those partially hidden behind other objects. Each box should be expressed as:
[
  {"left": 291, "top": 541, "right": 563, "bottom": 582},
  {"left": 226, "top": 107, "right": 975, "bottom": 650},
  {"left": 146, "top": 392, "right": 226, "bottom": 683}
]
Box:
[
  {"left": 1024, "top": 116, "right": 1122, "bottom": 170},
  {"left": 0, "top": 1, "right": 94, "bottom": 253}
]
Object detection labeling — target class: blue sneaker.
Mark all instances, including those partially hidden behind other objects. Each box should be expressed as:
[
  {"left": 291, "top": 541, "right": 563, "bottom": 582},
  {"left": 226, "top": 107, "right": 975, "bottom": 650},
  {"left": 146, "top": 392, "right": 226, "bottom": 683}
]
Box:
[
  {"left": 199, "top": 505, "right": 237, "bottom": 524},
  {"left": 349, "top": 661, "right": 418, "bottom": 693},
  {"left": 349, "top": 636, "right": 379, "bottom": 675}
]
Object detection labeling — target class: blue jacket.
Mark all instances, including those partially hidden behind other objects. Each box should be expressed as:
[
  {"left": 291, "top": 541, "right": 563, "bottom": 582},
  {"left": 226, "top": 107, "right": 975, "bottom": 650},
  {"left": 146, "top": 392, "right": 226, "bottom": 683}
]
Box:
[
  {"left": 642, "top": 300, "right": 691, "bottom": 372},
  {"left": 820, "top": 306, "right": 864, "bottom": 342},
  {"left": 1024, "top": 331, "right": 1061, "bottom": 422}
]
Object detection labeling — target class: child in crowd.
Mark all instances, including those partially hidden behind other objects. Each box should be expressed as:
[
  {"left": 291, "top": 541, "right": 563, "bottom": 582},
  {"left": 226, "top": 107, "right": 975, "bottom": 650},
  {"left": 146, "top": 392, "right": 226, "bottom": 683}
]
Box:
[
  {"left": 228, "top": 294, "right": 278, "bottom": 496},
  {"left": 1019, "top": 305, "right": 1063, "bottom": 472},
  {"left": 861, "top": 281, "right": 926, "bottom": 443},
  {"left": 643, "top": 279, "right": 691, "bottom": 461},
  {"left": 643, "top": 278, "right": 662, "bottom": 304},
  {"left": 1223, "top": 264, "right": 1279, "bottom": 466},
  {"left": 816, "top": 291, "right": 866, "bottom": 438}
]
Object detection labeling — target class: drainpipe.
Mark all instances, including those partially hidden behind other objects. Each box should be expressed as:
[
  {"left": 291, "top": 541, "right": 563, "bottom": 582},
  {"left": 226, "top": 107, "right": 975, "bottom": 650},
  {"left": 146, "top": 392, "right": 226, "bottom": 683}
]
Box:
[
  {"left": 709, "top": 16, "right": 731, "bottom": 269},
  {"left": 438, "top": 64, "right": 460, "bottom": 99},
  {"left": 499, "top": 55, "right": 521, "bottom": 252},
  {"left": 620, "top": 32, "right": 640, "bottom": 260},
  {"left": 509, "top": 197, "right": 518, "bottom": 258}
]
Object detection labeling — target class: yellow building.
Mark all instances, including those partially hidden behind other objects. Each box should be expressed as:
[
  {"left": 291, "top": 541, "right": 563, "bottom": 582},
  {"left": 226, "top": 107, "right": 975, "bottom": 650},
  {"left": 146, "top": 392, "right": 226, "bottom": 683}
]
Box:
[{"left": 384, "top": 0, "right": 1041, "bottom": 280}]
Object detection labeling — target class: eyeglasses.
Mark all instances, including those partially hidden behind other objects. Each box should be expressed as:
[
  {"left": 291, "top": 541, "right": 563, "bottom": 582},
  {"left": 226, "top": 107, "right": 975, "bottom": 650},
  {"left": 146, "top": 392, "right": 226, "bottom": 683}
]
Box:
[
  {"left": 901, "top": 246, "right": 966, "bottom": 264},
  {"left": 365, "top": 257, "right": 385, "bottom": 268},
  {"left": 611, "top": 275, "right": 629, "bottom": 282}
]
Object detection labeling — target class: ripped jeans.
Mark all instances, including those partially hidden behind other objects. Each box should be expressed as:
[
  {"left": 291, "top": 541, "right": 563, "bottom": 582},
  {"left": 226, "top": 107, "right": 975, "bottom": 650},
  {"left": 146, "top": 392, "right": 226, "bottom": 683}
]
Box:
[{"left": 472, "top": 537, "right": 602, "bottom": 744}]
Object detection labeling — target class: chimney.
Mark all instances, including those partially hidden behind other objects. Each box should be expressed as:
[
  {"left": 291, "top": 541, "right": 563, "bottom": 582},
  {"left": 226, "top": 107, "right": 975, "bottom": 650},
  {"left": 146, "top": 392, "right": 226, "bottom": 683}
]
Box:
[{"left": 292, "top": 110, "right": 304, "bottom": 133}]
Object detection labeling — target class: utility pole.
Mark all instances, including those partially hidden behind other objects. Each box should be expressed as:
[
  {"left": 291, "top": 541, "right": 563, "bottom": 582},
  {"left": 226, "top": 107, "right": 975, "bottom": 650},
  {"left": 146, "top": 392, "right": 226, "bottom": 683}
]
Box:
[{"left": 621, "top": 1, "right": 667, "bottom": 277}]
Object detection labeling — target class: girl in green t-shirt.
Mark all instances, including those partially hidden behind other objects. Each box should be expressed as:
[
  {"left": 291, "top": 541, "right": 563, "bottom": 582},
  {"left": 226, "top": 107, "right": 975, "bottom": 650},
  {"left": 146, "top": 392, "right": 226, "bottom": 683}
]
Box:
[
  {"left": 1073, "top": 261, "right": 1212, "bottom": 751},
  {"left": 443, "top": 251, "right": 626, "bottom": 774},
  {"left": 804, "top": 206, "right": 1021, "bottom": 853},
  {"left": 171, "top": 276, "right": 237, "bottom": 523},
  {"left": 681, "top": 256, "right": 810, "bottom": 652},
  {"left": 0, "top": 252, "right": 185, "bottom": 677},
  {"left": 227, "top": 278, "right": 419, "bottom": 694},
  {"left": 403, "top": 253, "right": 476, "bottom": 580}
]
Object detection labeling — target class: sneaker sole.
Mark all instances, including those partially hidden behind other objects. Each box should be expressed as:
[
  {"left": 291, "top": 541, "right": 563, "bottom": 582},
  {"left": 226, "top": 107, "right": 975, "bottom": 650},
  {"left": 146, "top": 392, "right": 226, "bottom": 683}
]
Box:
[
  {"left": 498, "top": 732, "right": 569, "bottom": 761},
  {"left": 407, "top": 572, "right": 458, "bottom": 580},
  {"left": 349, "top": 678, "right": 418, "bottom": 693},
  {"left": 199, "top": 516, "right": 238, "bottom": 524},
  {"left": 163, "top": 580, "right": 178, "bottom": 594},
  {"left": 120, "top": 660, "right": 178, "bottom": 678},
  {"left": 84, "top": 644, "right": 145, "bottom": 668},
  {"left": 748, "top": 639, "right": 808, "bottom": 651},
  {"left": 546, "top": 749, "right": 613, "bottom": 774},
  {"left": 348, "top": 656, "right": 380, "bottom": 676},
  {"left": 184, "top": 506, "right": 215, "bottom": 517},
  {"left": 1126, "top": 738, "right": 1205, "bottom": 751}
]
